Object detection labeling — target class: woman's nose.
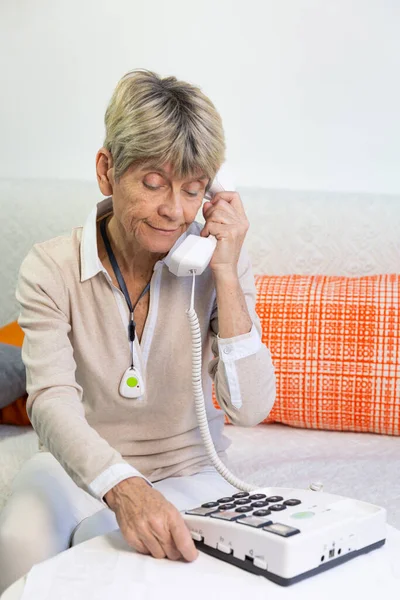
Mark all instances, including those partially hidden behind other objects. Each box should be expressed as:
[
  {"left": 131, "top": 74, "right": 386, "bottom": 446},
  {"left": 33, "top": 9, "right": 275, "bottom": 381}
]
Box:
[{"left": 158, "top": 191, "right": 184, "bottom": 220}]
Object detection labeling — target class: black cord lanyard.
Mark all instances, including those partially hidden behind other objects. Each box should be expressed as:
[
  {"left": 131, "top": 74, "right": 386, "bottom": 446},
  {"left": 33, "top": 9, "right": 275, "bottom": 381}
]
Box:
[{"left": 100, "top": 217, "right": 151, "bottom": 366}]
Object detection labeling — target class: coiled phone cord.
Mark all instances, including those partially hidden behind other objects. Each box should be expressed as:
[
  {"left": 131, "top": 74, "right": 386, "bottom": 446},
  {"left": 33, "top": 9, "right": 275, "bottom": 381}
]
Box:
[
  {"left": 187, "top": 272, "right": 324, "bottom": 495},
  {"left": 186, "top": 272, "right": 256, "bottom": 493}
]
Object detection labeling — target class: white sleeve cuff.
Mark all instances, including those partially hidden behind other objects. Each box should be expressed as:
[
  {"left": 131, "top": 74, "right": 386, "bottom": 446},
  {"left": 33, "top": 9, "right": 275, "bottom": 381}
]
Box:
[
  {"left": 88, "top": 463, "right": 153, "bottom": 506},
  {"left": 217, "top": 323, "right": 261, "bottom": 363},
  {"left": 216, "top": 324, "right": 261, "bottom": 410}
]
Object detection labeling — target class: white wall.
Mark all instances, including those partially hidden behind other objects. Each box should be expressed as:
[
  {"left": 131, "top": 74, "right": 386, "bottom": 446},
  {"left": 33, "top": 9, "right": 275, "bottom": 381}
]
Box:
[{"left": 0, "top": 0, "right": 399, "bottom": 193}]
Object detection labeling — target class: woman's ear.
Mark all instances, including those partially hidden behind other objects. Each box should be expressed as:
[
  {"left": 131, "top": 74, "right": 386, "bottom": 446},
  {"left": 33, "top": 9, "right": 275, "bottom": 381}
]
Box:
[{"left": 96, "top": 148, "right": 115, "bottom": 196}]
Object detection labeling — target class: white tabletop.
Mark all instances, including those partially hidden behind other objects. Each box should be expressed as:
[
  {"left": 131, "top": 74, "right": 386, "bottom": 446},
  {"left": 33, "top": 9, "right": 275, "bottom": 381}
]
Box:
[{"left": 2, "top": 525, "right": 400, "bottom": 600}]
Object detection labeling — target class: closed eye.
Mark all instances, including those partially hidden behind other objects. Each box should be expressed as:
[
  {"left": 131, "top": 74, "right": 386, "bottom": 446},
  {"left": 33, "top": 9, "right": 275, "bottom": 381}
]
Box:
[
  {"left": 144, "top": 182, "right": 199, "bottom": 197},
  {"left": 143, "top": 182, "right": 161, "bottom": 191}
]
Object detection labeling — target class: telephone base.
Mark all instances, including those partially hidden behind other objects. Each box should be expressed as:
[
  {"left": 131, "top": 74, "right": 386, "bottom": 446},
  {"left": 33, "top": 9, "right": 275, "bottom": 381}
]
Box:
[
  {"left": 194, "top": 537, "right": 386, "bottom": 587},
  {"left": 183, "top": 486, "right": 387, "bottom": 586}
]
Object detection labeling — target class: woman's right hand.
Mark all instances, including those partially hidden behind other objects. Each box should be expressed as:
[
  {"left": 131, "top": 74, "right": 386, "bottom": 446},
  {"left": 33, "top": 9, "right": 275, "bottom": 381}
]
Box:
[{"left": 104, "top": 477, "right": 198, "bottom": 561}]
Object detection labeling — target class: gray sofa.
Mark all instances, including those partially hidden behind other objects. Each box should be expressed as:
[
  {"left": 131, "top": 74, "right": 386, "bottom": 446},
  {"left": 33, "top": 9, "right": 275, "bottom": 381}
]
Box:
[{"left": 1, "top": 179, "right": 399, "bottom": 528}]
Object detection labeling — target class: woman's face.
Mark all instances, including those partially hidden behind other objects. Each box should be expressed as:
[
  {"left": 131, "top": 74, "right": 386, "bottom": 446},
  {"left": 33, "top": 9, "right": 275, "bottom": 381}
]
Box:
[{"left": 111, "top": 161, "right": 209, "bottom": 254}]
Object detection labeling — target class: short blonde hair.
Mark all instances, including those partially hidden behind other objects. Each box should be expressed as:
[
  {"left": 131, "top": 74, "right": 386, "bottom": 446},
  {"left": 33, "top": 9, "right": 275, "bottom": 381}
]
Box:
[{"left": 104, "top": 69, "right": 226, "bottom": 182}]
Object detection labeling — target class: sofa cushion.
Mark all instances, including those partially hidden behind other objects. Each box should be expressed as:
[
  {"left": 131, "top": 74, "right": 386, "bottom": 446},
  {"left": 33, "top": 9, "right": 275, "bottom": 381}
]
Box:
[
  {"left": 214, "top": 274, "right": 400, "bottom": 436},
  {"left": 0, "top": 322, "right": 30, "bottom": 426},
  {"left": 0, "top": 343, "right": 26, "bottom": 409}
]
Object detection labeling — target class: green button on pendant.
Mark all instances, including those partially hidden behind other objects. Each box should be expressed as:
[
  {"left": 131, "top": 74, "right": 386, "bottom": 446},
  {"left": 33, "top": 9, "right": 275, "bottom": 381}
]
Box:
[{"left": 127, "top": 377, "right": 138, "bottom": 388}]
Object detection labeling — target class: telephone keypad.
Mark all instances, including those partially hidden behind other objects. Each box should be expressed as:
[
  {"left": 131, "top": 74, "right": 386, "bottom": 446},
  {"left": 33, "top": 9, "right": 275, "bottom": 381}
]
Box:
[{"left": 185, "top": 494, "right": 301, "bottom": 525}]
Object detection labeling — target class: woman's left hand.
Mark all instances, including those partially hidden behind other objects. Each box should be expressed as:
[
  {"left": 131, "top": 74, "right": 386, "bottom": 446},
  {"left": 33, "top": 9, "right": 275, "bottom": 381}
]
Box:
[{"left": 200, "top": 191, "right": 249, "bottom": 274}]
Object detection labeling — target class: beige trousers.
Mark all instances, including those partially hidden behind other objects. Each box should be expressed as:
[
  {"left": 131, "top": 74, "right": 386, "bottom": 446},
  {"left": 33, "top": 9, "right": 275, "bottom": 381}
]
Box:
[{"left": 0, "top": 451, "right": 236, "bottom": 594}]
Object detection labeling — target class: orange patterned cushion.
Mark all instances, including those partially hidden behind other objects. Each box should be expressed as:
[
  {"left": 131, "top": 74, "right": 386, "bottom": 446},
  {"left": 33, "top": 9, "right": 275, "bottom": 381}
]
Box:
[
  {"left": 213, "top": 274, "right": 400, "bottom": 436},
  {"left": 0, "top": 321, "right": 30, "bottom": 426}
]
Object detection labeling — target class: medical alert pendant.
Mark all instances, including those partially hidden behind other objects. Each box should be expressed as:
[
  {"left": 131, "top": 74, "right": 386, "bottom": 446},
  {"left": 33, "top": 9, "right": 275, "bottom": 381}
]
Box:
[{"left": 119, "top": 366, "right": 145, "bottom": 399}]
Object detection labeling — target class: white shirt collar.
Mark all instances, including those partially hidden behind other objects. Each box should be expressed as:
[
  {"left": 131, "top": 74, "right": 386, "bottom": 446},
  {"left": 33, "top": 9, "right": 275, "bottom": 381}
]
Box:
[
  {"left": 80, "top": 197, "right": 112, "bottom": 282},
  {"left": 80, "top": 197, "right": 198, "bottom": 282}
]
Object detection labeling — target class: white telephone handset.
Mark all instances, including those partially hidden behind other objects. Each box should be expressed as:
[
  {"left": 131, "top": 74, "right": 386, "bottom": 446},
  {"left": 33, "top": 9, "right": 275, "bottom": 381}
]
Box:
[{"left": 165, "top": 163, "right": 236, "bottom": 276}]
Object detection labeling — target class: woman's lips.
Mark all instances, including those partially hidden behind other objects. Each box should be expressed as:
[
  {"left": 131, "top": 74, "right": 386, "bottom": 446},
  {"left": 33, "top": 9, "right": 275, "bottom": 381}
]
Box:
[{"left": 147, "top": 224, "right": 180, "bottom": 234}]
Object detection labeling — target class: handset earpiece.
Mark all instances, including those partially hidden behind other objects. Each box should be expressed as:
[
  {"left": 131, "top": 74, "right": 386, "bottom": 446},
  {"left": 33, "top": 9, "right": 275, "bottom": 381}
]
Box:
[
  {"left": 205, "top": 162, "right": 236, "bottom": 200},
  {"left": 165, "top": 163, "right": 236, "bottom": 276}
]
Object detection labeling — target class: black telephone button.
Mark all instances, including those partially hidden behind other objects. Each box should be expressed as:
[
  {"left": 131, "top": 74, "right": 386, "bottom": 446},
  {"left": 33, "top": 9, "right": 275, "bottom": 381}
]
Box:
[
  {"left": 234, "top": 499, "right": 251, "bottom": 506},
  {"left": 218, "top": 503, "right": 236, "bottom": 511},
  {"left": 269, "top": 504, "right": 287, "bottom": 511},
  {"left": 283, "top": 499, "right": 301, "bottom": 506},
  {"left": 251, "top": 501, "right": 269, "bottom": 508},
  {"left": 232, "top": 492, "right": 250, "bottom": 499},
  {"left": 252, "top": 509, "right": 271, "bottom": 517},
  {"left": 248, "top": 493, "right": 267, "bottom": 501}
]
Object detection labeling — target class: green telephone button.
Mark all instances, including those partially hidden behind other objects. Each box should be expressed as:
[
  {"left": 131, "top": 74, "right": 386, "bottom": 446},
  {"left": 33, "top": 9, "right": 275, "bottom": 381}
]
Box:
[
  {"left": 291, "top": 511, "right": 315, "bottom": 519},
  {"left": 127, "top": 377, "right": 138, "bottom": 388}
]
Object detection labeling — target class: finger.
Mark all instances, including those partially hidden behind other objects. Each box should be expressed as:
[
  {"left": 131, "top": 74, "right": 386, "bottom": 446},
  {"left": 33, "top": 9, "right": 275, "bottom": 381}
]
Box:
[
  {"left": 200, "top": 222, "right": 234, "bottom": 240},
  {"left": 207, "top": 198, "right": 236, "bottom": 218},
  {"left": 158, "top": 537, "right": 182, "bottom": 561},
  {"left": 170, "top": 518, "right": 198, "bottom": 562},
  {"left": 210, "top": 191, "right": 245, "bottom": 215},
  {"left": 210, "top": 197, "right": 236, "bottom": 210},
  {"left": 201, "top": 219, "right": 234, "bottom": 238},
  {"left": 149, "top": 519, "right": 182, "bottom": 561},
  {"left": 140, "top": 531, "right": 167, "bottom": 559},
  {"left": 202, "top": 200, "right": 212, "bottom": 218},
  {"left": 205, "top": 208, "right": 235, "bottom": 225},
  {"left": 200, "top": 223, "right": 209, "bottom": 237}
]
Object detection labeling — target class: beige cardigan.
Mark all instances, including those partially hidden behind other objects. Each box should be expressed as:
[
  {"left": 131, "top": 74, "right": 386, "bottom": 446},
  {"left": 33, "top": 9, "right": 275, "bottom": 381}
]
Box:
[{"left": 16, "top": 197, "right": 276, "bottom": 505}]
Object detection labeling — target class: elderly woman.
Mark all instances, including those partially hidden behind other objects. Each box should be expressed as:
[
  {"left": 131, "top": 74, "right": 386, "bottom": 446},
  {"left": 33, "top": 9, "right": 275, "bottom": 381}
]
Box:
[{"left": 0, "top": 69, "right": 275, "bottom": 593}]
